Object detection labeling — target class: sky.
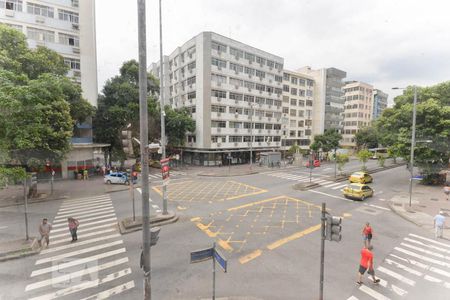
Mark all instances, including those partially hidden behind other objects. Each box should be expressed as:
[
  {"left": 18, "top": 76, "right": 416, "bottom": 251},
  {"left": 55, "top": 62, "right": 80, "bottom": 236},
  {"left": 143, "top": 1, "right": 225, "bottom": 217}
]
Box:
[{"left": 95, "top": 0, "right": 450, "bottom": 105}]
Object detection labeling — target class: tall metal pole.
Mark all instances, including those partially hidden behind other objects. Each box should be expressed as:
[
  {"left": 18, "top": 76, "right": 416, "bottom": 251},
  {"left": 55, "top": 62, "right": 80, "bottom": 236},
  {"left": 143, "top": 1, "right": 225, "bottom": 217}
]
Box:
[
  {"left": 409, "top": 86, "right": 417, "bottom": 207},
  {"left": 23, "top": 176, "right": 29, "bottom": 241},
  {"left": 137, "top": 1, "right": 151, "bottom": 298},
  {"left": 309, "top": 152, "right": 312, "bottom": 183},
  {"left": 212, "top": 242, "right": 216, "bottom": 300},
  {"left": 159, "top": 0, "right": 168, "bottom": 215},
  {"left": 334, "top": 147, "right": 337, "bottom": 180},
  {"left": 319, "top": 202, "right": 326, "bottom": 300},
  {"left": 249, "top": 104, "right": 254, "bottom": 170}
]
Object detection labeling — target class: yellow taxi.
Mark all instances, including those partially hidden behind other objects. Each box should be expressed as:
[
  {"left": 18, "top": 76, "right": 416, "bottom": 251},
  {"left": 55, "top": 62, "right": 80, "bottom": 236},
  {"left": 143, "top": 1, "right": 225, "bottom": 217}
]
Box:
[
  {"left": 342, "top": 183, "right": 374, "bottom": 201},
  {"left": 349, "top": 171, "right": 373, "bottom": 183}
]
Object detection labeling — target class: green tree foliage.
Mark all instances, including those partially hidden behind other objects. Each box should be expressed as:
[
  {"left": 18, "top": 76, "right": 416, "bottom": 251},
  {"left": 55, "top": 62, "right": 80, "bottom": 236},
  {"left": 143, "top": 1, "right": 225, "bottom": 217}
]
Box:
[
  {"left": 310, "top": 129, "right": 342, "bottom": 159},
  {"left": 94, "top": 60, "right": 195, "bottom": 162},
  {"left": 357, "top": 149, "right": 372, "bottom": 171},
  {"left": 377, "top": 83, "right": 450, "bottom": 180},
  {"left": 287, "top": 144, "right": 301, "bottom": 156},
  {"left": 377, "top": 155, "right": 386, "bottom": 168},
  {"left": 1, "top": 25, "right": 95, "bottom": 170},
  {"left": 355, "top": 126, "right": 379, "bottom": 149},
  {"left": 336, "top": 153, "right": 349, "bottom": 175}
]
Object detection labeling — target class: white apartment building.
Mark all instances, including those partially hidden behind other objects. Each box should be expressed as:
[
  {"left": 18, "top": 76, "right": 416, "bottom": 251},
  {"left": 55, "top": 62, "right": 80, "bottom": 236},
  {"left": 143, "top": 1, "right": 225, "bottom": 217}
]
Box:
[
  {"left": 150, "top": 32, "right": 284, "bottom": 166},
  {"left": 281, "top": 70, "right": 315, "bottom": 150},
  {"left": 342, "top": 81, "right": 374, "bottom": 147},
  {"left": 1, "top": 0, "right": 104, "bottom": 179}
]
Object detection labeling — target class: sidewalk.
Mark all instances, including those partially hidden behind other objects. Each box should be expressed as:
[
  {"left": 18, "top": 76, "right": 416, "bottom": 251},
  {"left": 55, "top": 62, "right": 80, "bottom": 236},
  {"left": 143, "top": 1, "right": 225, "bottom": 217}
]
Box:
[{"left": 388, "top": 183, "right": 450, "bottom": 237}]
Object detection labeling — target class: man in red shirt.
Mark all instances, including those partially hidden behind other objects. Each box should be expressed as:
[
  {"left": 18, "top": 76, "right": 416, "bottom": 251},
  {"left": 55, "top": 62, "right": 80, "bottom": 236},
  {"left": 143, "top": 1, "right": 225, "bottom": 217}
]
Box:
[{"left": 357, "top": 245, "right": 380, "bottom": 285}]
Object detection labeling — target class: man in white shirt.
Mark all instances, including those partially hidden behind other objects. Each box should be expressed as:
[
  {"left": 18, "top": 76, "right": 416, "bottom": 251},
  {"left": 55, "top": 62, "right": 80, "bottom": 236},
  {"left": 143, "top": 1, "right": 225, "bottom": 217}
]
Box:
[{"left": 434, "top": 211, "right": 446, "bottom": 239}]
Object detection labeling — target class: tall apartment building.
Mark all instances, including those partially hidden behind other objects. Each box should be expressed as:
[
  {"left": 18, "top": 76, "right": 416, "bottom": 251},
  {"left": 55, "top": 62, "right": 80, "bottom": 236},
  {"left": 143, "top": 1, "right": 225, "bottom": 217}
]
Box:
[
  {"left": 281, "top": 70, "right": 315, "bottom": 150},
  {"left": 341, "top": 81, "right": 374, "bottom": 147},
  {"left": 1, "top": 0, "right": 104, "bottom": 179},
  {"left": 296, "top": 66, "right": 347, "bottom": 134},
  {"left": 372, "top": 89, "right": 388, "bottom": 120},
  {"left": 150, "top": 32, "right": 285, "bottom": 166}
]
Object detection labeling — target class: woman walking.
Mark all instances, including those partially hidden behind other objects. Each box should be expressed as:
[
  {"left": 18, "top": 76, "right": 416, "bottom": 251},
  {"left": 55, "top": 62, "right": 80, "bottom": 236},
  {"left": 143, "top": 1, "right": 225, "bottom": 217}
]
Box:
[
  {"left": 68, "top": 217, "right": 79, "bottom": 242},
  {"left": 362, "top": 222, "right": 373, "bottom": 247}
]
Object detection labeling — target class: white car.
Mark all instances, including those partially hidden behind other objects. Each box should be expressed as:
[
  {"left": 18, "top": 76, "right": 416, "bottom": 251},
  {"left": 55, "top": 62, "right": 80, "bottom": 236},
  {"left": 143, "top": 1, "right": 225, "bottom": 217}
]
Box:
[{"left": 104, "top": 172, "right": 130, "bottom": 185}]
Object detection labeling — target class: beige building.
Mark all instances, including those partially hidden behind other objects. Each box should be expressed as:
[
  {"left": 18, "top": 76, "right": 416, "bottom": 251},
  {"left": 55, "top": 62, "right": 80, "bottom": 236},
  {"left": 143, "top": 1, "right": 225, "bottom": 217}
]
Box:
[
  {"left": 342, "top": 81, "right": 374, "bottom": 147},
  {"left": 281, "top": 70, "right": 315, "bottom": 150}
]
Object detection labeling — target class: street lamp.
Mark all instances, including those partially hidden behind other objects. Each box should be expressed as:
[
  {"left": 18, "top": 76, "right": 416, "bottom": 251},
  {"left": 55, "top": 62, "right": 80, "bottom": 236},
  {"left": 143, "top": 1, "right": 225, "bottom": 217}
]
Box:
[
  {"left": 392, "top": 86, "right": 417, "bottom": 207},
  {"left": 249, "top": 103, "right": 256, "bottom": 170}
]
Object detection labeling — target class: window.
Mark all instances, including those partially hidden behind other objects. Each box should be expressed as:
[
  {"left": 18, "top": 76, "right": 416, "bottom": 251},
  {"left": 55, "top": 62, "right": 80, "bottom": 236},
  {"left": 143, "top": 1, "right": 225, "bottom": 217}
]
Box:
[
  {"left": 298, "top": 89, "right": 305, "bottom": 97},
  {"left": 275, "top": 63, "right": 283, "bottom": 71},
  {"left": 229, "top": 107, "right": 243, "bottom": 114},
  {"left": 59, "top": 33, "right": 79, "bottom": 47},
  {"left": 267, "top": 60, "right": 274, "bottom": 68},
  {"left": 230, "top": 47, "right": 244, "bottom": 58},
  {"left": 274, "top": 100, "right": 282, "bottom": 107},
  {"left": 255, "top": 136, "right": 264, "bottom": 142},
  {"left": 290, "top": 120, "right": 296, "bottom": 127},
  {"left": 255, "top": 70, "right": 265, "bottom": 78},
  {"left": 187, "top": 46, "right": 196, "bottom": 57},
  {"left": 290, "top": 109, "right": 296, "bottom": 117},
  {"left": 230, "top": 63, "right": 244, "bottom": 73},
  {"left": 298, "top": 110, "right": 304, "bottom": 117},
  {"left": 273, "top": 136, "right": 281, "bottom": 142},
  {"left": 298, "top": 100, "right": 305, "bottom": 106},
  {"left": 211, "top": 120, "right": 226, "bottom": 128},
  {"left": 229, "top": 77, "right": 243, "bottom": 87},
  {"left": 256, "top": 56, "right": 266, "bottom": 65},
  {"left": 245, "top": 52, "right": 255, "bottom": 62},
  {"left": 275, "top": 88, "right": 282, "bottom": 95},
  {"left": 291, "top": 77, "right": 298, "bottom": 84},
  {"left": 71, "top": 0, "right": 79, "bottom": 7},
  {"left": 229, "top": 93, "right": 243, "bottom": 101},
  {"left": 283, "top": 73, "right": 290, "bottom": 81},
  {"left": 307, "top": 79, "right": 314, "bottom": 87},
  {"left": 254, "top": 123, "right": 264, "bottom": 129},
  {"left": 266, "top": 98, "right": 274, "bottom": 106},
  {"left": 255, "top": 97, "right": 265, "bottom": 105},
  {"left": 211, "top": 74, "right": 226, "bottom": 84},
  {"left": 306, "top": 90, "right": 313, "bottom": 97},
  {"left": 1, "top": 0, "right": 22, "bottom": 11},
  {"left": 211, "top": 136, "right": 224, "bottom": 143},
  {"left": 290, "top": 88, "right": 297, "bottom": 96},
  {"left": 243, "top": 136, "right": 252, "bottom": 142},
  {"left": 229, "top": 136, "right": 243, "bottom": 143},
  {"left": 282, "top": 107, "right": 289, "bottom": 114},
  {"left": 186, "top": 76, "right": 196, "bottom": 85},
  {"left": 274, "top": 124, "right": 282, "bottom": 130},
  {"left": 211, "top": 41, "right": 227, "bottom": 52},
  {"left": 298, "top": 131, "right": 304, "bottom": 137},
  {"left": 290, "top": 99, "right": 297, "bottom": 106},
  {"left": 305, "top": 129, "right": 312, "bottom": 136},
  {"left": 298, "top": 120, "right": 304, "bottom": 127},
  {"left": 305, "top": 119, "right": 312, "bottom": 126},
  {"left": 306, "top": 100, "right": 313, "bottom": 106},
  {"left": 289, "top": 130, "right": 296, "bottom": 137},
  {"left": 244, "top": 66, "right": 255, "bottom": 76},
  {"left": 27, "top": 27, "right": 55, "bottom": 42},
  {"left": 244, "top": 81, "right": 255, "bottom": 89},
  {"left": 283, "top": 85, "right": 290, "bottom": 92},
  {"left": 58, "top": 9, "right": 79, "bottom": 23},
  {"left": 244, "top": 95, "right": 255, "bottom": 103},
  {"left": 211, "top": 57, "right": 226, "bottom": 68},
  {"left": 188, "top": 61, "right": 196, "bottom": 70},
  {"left": 229, "top": 121, "right": 242, "bottom": 129},
  {"left": 266, "top": 86, "right": 274, "bottom": 93},
  {"left": 211, "top": 105, "right": 226, "bottom": 113},
  {"left": 187, "top": 91, "right": 196, "bottom": 100},
  {"left": 64, "top": 57, "right": 80, "bottom": 70},
  {"left": 27, "top": 2, "right": 53, "bottom": 17},
  {"left": 255, "top": 84, "right": 265, "bottom": 92},
  {"left": 212, "top": 89, "right": 226, "bottom": 98},
  {"left": 299, "top": 79, "right": 306, "bottom": 86},
  {"left": 265, "top": 123, "right": 273, "bottom": 129},
  {"left": 275, "top": 75, "right": 283, "bottom": 83}
]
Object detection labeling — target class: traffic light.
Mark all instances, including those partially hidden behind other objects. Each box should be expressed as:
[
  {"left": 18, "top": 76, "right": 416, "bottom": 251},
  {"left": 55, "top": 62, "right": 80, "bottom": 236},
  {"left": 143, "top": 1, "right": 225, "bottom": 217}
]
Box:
[
  {"left": 121, "top": 129, "right": 133, "bottom": 156},
  {"left": 325, "top": 215, "right": 342, "bottom": 242}
]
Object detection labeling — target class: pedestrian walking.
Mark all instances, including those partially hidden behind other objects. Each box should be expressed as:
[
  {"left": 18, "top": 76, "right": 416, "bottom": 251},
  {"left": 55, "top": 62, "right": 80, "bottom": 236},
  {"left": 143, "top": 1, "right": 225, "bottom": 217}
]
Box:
[
  {"left": 357, "top": 245, "right": 380, "bottom": 285},
  {"left": 68, "top": 217, "right": 79, "bottom": 242},
  {"left": 444, "top": 185, "right": 450, "bottom": 201},
  {"left": 38, "top": 218, "right": 52, "bottom": 248},
  {"left": 362, "top": 222, "right": 373, "bottom": 247},
  {"left": 83, "top": 169, "right": 88, "bottom": 180},
  {"left": 434, "top": 211, "right": 446, "bottom": 239}
]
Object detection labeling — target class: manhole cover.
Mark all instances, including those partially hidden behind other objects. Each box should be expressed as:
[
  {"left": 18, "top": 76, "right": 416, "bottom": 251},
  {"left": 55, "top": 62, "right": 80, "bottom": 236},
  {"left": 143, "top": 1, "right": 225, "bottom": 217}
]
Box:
[{"left": 430, "top": 198, "right": 439, "bottom": 201}]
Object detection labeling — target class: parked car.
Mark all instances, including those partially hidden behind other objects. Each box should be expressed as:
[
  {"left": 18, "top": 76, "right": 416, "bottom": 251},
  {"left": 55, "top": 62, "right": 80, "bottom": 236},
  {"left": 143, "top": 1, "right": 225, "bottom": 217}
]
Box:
[
  {"left": 342, "top": 183, "right": 374, "bottom": 200},
  {"left": 305, "top": 159, "right": 321, "bottom": 168},
  {"left": 349, "top": 171, "right": 373, "bottom": 183},
  {"left": 104, "top": 172, "right": 130, "bottom": 185}
]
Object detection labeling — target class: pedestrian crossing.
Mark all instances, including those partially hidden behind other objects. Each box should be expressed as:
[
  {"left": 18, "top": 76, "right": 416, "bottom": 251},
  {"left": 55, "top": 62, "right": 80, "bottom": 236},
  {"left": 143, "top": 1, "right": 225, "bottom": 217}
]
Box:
[
  {"left": 148, "top": 170, "right": 187, "bottom": 180},
  {"left": 25, "top": 195, "right": 134, "bottom": 300},
  {"left": 265, "top": 172, "right": 348, "bottom": 190},
  {"left": 348, "top": 233, "right": 450, "bottom": 300}
]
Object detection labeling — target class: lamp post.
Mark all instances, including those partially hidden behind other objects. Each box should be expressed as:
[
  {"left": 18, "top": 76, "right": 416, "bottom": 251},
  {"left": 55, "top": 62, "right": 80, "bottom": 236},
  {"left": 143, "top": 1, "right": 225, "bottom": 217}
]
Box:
[
  {"left": 392, "top": 86, "right": 417, "bottom": 207},
  {"left": 249, "top": 103, "right": 255, "bottom": 170}
]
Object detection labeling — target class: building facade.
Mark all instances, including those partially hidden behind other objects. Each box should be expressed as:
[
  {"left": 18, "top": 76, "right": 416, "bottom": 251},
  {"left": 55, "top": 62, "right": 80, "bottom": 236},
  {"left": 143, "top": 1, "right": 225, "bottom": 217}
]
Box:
[
  {"left": 341, "top": 81, "right": 374, "bottom": 147},
  {"left": 150, "top": 32, "right": 285, "bottom": 166},
  {"left": 1, "top": 0, "right": 105, "bottom": 178},
  {"left": 372, "top": 89, "right": 388, "bottom": 120},
  {"left": 281, "top": 70, "right": 315, "bottom": 150},
  {"left": 296, "top": 67, "right": 347, "bottom": 134}
]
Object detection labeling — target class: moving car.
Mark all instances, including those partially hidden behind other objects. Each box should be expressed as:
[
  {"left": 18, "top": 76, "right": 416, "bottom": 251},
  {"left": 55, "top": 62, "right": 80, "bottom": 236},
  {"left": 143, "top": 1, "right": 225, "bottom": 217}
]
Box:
[
  {"left": 342, "top": 183, "right": 374, "bottom": 200},
  {"left": 104, "top": 172, "right": 130, "bottom": 185},
  {"left": 349, "top": 171, "right": 373, "bottom": 183}
]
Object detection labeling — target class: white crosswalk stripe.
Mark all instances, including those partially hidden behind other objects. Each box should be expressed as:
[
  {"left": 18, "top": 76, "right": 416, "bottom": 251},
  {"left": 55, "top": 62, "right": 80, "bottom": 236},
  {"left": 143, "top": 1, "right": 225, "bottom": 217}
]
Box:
[
  {"left": 25, "top": 195, "right": 134, "bottom": 299},
  {"left": 264, "top": 172, "right": 336, "bottom": 187},
  {"left": 148, "top": 170, "right": 187, "bottom": 180},
  {"left": 349, "top": 233, "right": 450, "bottom": 300}
]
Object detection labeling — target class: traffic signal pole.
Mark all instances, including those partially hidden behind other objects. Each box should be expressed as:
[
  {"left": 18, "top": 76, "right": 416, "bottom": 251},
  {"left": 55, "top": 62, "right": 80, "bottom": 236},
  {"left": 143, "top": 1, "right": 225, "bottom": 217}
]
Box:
[
  {"left": 319, "top": 202, "right": 326, "bottom": 300},
  {"left": 137, "top": 0, "right": 151, "bottom": 298}
]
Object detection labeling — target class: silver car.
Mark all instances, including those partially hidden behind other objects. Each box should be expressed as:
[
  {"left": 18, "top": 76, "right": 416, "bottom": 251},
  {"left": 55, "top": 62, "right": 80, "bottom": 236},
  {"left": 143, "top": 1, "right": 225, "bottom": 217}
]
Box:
[{"left": 104, "top": 172, "right": 130, "bottom": 185}]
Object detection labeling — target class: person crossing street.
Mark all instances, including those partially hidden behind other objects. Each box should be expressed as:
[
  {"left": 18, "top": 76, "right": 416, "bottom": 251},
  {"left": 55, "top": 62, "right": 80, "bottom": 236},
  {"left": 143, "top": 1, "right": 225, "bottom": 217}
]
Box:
[
  {"left": 38, "top": 218, "right": 52, "bottom": 248},
  {"left": 67, "top": 217, "right": 79, "bottom": 242},
  {"left": 357, "top": 245, "right": 380, "bottom": 285}
]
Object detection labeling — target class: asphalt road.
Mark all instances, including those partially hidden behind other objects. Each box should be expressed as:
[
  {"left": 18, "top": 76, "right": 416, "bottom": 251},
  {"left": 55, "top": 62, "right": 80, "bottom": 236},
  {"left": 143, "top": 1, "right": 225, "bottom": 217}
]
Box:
[{"left": 2, "top": 162, "right": 449, "bottom": 300}]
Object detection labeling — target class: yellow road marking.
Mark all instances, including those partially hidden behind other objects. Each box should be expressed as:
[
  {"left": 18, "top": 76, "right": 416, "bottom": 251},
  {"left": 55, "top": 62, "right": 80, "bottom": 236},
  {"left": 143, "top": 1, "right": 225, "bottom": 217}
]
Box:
[
  {"left": 190, "top": 217, "right": 201, "bottom": 222},
  {"left": 343, "top": 213, "right": 352, "bottom": 218},
  {"left": 196, "top": 222, "right": 217, "bottom": 237},
  {"left": 266, "top": 224, "right": 321, "bottom": 250},
  {"left": 228, "top": 195, "right": 286, "bottom": 211},
  {"left": 225, "top": 189, "right": 267, "bottom": 201},
  {"left": 239, "top": 249, "right": 262, "bottom": 264},
  {"left": 218, "top": 239, "right": 233, "bottom": 252}
]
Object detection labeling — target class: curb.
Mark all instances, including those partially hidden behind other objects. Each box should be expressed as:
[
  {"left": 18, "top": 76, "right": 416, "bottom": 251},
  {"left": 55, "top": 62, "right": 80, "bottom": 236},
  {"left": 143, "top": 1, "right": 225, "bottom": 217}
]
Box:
[
  {"left": 0, "top": 238, "right": 40, "bottom": 262},
  {"left": 118, "top": 212, "right": 179, "bottom": 235},
  {"left": 387, "top": 201, "right": 424, "bottom": 227},
  {"left": 197, "top": 171, "right": 259, "bottom": 177},
  {"left": 292, "top": 182, "right": 319, "bottom": 191}
]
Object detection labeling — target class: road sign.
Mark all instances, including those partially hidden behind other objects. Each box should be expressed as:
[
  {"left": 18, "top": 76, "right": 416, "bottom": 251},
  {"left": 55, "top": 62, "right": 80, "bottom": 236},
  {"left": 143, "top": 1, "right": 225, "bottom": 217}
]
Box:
[
  {"left": 213, "top": 248, "right": 227, "bottom": 272},
  {"left": 412, "top": 175, "right": 424, "bottom": 180},
  {"left": 160, "top": 158, "right": 170, "bottom": 185},
  {"left": 190, "top": 247, "right": 213, "bottom": 263}
]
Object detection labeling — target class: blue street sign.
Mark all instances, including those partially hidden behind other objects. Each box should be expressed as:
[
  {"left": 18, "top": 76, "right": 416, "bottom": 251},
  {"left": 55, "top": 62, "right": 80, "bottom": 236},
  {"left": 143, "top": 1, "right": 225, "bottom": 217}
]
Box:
[
  {"left": 213, "top": 248, "right": 227, "bottom": 273},
  {"left": 412, "top": 175, "right": 424, "bottom": 180},
  {"left": 190, "top": 248, "right": 213, "bottom": 263}
]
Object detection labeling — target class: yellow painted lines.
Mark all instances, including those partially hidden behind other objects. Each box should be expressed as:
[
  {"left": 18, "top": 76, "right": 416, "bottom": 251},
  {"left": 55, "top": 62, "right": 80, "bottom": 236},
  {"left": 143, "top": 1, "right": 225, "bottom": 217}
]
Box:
[
  {"left": 218, "top": 239, "right": 233, "bottom": 252},
  {"left": 239, "top": 250, "right": 262, "bottom": 264},
  {"left": 227, "top": 195, "right": 321, "bottom": 212},
  {"left": 266, "top": 224, "right": 321, "bottom": 250}
]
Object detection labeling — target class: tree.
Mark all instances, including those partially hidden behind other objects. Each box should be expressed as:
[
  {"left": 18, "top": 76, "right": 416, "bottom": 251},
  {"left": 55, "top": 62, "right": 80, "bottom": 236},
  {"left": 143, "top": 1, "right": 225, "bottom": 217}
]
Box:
[
  {"left": 355, "top": 126, "right": 379, "bottom": 149},
  {"left": 336, "top": 153, "right": 349, "bottom": 175},
  {"left": 310, "top": 129, "right": 342, "bottom": 159},
  {"left": 377, "top": 155, "right": 386, "bottom": 168},
  {"left": 0, "top": 24, "right": 94, "bottom": 171},
  {"left": 357, "top": 149, "right": 372, "bottom": 171},
  {"left": 287, "top": 144, "right": 300, "bottom": 156},
  {"left": 377, "top": 83, "right": 450, "bottom": 182},
  {"left": 164, "top": 106, "right": 195, "bottom": 148}
]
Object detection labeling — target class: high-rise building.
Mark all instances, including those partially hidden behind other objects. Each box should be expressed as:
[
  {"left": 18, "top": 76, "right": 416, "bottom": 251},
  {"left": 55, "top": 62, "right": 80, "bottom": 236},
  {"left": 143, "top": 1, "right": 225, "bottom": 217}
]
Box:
[
  {"left": 281, "top": 70, "right": 315, "bottom": 150},
  {"left": 150, "top": 31, "right": 285, "bottom": 166},
  {"left": 372, "top": 89, "right": 388, "bottom": 120},
  {"left": 341, "top": 81, "right": 374, "bottom": 147},
  {"left": 296, "top": 66, "right": 347, "bottom": 134},
  {"left": 1, "top": 0, "right": 105, "bottom": 178}
]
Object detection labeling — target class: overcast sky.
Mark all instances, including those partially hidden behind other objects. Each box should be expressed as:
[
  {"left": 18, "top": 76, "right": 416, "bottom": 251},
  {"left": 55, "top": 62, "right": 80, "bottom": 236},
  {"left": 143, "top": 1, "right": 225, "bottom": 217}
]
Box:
[{"left": 96, "top": 0, "right": 450, "bottom": 104}]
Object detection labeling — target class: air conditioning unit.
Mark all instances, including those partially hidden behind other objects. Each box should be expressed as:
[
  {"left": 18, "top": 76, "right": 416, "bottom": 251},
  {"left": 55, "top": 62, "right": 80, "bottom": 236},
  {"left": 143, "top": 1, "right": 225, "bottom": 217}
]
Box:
[
  {"left": 268, "top": 117, "right": 272, "bottom": 121},
  {"left": 247, "top": 87, "right": 251, "bottom": 92},
  {"left": 234, "top": 142, "right": 238, "bottom": 146},
  {"left": 217, "top": 128, "right": 222, "bottom": 132},
  {"left": 217, "top": 112, "right": 221, "bottom": 117},
  {"left": 249, "top": 74, "right": 252, "bottom": 78},
  {"left": 72, "top": 48, "right": 80, "bottom": 54},
  {"left": 235, "top": 70, "right": 239, "bottom": 75},
  {"left": 235, "top": 55, "right": 239, "bottom": 60},
  {"left": 189, "top": 99, "right": 193, "bottom": 103},
  {"left": 247, "top": 129, "right": 251, "bottom": 133},
  {"left": 268, "top": 129, "right": 271, "bottom": 133},
  {"left": 259, "top": 90, "right": 263, "bottom": 94},
  {"left": 249, "top": 60, "right": 252, "bottom": 64},
  {"left": 235, "top": 99, "right": 239, "bottom": 104},
  {"left": 217, "top": 97, "right": 222, "bottom": 102},
  {"left": 73, "top": 70, "right": 81, "bottom": 77},
  {"left": 268, "top": 105, "right": 272, "bottom": 108},
  {"left": 189, "top": 69, "right": 193, "bottom": 74},
  {"left": 217, "top": 82, "right": 221, "bottom": 86},
  {"left": 248, "top": 142, "right": 252, "bottom": 146},
  {"left": 258, "top": 142, "right": 262, "bottom": 145},
  {"left": 218, "top": 66, "right": 222, "bottom": 70},
  {"left": 259, "top": 76, "right": 263, "bottom": 81},
  {"left": 217, "top": 143, "right": 221, "bottom": 147},
  {"left": 258, "top": 129, "right": 262, "bottom": 133},
  {"left": 72, "top": 24, "right": 79, "bottom": 30},
  {"left": 234, "top": 128, "right": 238, "bottom": 132},
  {"left": 260, "top": 63, "right": 263, "bottom": 67},
  {"left": 235, "top": 85, "right": 239, "bottom": 89},
  {"left": 189, "top": 84, "right": 192, "bottom": 88},
  {"left": 270, "top": 67, "right": 273, "bottom": 71},
  {"left": 269, "top": 79, "right": 273, "bottom": 83},
  {"left": 258, "top": 116, "right": 262, "bottom": 120},
  {"left": 218, "top": 51, "right": 222, "bottom": 56},
  {"left": 189, "top": 54, "right": 193, "bottom": 59}
]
